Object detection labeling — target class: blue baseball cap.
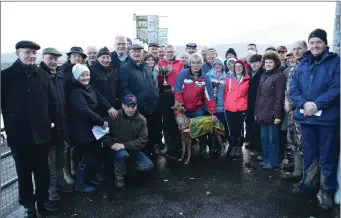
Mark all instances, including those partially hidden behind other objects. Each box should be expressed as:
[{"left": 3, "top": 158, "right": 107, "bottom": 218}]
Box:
[{"left": 123, "top": 94, "right": 137, "bottom": 105}]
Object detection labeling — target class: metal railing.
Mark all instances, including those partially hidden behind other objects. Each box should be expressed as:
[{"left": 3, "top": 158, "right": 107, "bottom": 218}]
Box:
[{"left": 0, "top": 127, "right": 20, "bottom": 217}]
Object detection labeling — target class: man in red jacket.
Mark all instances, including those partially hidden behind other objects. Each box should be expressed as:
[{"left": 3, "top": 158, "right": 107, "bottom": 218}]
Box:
[{"left": 158, "top": 45, "right": 184, "bottom": 155}]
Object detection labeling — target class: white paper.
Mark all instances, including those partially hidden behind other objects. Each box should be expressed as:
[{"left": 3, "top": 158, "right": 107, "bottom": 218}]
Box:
[
  {"left": 92, "top": 125, "right": 110, "bottom": 140},
  {"left": 300, "top": 109, "right": 322, "bottom": 116}
]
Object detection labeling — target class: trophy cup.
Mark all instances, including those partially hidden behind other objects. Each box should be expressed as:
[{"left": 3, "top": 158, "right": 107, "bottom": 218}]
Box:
[{"left": 160, "top": 65, "right": 172, "bottom": 93}]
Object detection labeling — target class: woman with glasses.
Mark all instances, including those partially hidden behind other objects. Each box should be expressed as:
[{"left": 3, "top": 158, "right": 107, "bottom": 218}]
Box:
[{"left": 224, "top": 59, "right": 250, "bottom": 157}]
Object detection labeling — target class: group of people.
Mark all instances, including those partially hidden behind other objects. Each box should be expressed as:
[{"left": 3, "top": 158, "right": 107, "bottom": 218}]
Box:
[{"left": 1, "top": 28, "right": 339, "bottom": 218}]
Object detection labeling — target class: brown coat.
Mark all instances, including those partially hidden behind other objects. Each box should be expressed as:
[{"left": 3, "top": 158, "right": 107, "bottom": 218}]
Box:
[
  {"left": 102, "top": 109, "right": 148, "bottom": 150},
  {"left": 255, "top": 67, "right": 286, "bottom": 124}
]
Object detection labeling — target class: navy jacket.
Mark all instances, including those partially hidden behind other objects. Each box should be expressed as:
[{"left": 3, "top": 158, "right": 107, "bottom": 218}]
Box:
[
  {"left": 289, "top": 48, "right": 340, "bottom": 126},
  {"left": 69, "top": 80, "right": 109, "bottom": 145},
  {"left": 120, "top": 57, "right": 159, "bottom": 116}
]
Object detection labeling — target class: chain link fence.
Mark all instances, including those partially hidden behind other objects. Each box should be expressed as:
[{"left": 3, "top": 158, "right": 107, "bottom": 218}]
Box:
[{"left": 1, "top": 128, "right": 20, "bottom": 217}]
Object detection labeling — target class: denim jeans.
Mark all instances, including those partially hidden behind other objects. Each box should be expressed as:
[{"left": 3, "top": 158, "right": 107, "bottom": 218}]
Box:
[
  {"left": 261, "top": 124, "right": 280, "bottom": 167},
  {"left": 113, "top": 150, "right": 154, "bottom": 175},
  {"left": 185, "top": 109, "right": 205, "bottom": 118}
]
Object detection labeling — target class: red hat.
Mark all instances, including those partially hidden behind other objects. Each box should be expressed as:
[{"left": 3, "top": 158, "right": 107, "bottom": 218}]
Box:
[{"left": 234, "top": 59, "right": 246, "bottom": 73}]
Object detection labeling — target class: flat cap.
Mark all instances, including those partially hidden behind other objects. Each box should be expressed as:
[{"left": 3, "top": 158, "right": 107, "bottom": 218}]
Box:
[
  {"left": 286, "top": 52, "right": 293, "bottom": 57},
  {"left": 148, "top": 43, "right": 159, "bottom": 48},
  {"left": 15, "top": 40, "right": 41, "bottom": 50},
  {"left": 186, "top": 42, "right": 197, "bottom": 48},
  {"left": 249, "top": 54, "right": 262, "bottom": 62},
  {"left": 42, "top": 47, "right": 62, "bottom": 57},
  {"left": 129, "top": 44, "right": 144, "bottom": 50}
]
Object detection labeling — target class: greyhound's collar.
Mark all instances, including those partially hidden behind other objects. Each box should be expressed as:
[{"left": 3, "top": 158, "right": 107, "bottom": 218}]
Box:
[{"left": 174, "top": 111, "right": 182, "bottom": 117}]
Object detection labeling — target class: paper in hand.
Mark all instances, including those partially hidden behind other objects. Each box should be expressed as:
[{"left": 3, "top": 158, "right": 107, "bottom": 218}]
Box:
[
  {"left": 299, "top": 109, "right": 322, "bottom": 116},
  {"left": 92, "top": 125, "right": 110, "bottom": 140}
]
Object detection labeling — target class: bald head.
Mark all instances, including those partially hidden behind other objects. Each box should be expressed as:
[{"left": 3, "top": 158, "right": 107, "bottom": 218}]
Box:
[
  {"left": 246, "top": 50, "right": 256, "bottom": 64},
  {"left": 200, "top": 45, "right": 209, "bottom": 62},
  {"left": 86, "top": 46, "right": 98, "bottom": 66},
  {"left": 292, "top": 40, "right": 308, "bottom": 60}
]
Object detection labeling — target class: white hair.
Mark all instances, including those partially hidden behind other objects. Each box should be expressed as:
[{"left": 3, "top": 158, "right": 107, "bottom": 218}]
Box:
[{"left": 189, "top": 53, "right": 204, "bottom": 65}]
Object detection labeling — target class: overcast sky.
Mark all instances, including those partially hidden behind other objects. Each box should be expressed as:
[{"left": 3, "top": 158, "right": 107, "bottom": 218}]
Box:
[{"left": 1, "top": 2, "right": 337, "bottom": 53}]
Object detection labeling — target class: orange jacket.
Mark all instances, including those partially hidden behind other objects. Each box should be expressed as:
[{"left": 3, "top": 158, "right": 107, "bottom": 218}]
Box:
[{"left": 224, "top": 74, "right": 250, "bottom": 112}]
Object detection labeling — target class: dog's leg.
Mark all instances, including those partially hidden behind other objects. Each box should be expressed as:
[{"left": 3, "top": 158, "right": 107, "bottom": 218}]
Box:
[
  {"left": 216, "top": 133, "right": 225, "bottom": 157},
  {"left": 178, "top": 138, "right": 186, "bottom": 162},
  {"left": 185, "top": 139, "right": 191, "bottom": 164}
]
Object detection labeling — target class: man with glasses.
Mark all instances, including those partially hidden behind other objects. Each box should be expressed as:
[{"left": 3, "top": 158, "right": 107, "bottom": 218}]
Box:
[
  {"left": 1, "top": 40, "right": 60, "bottom": 217},
  {"left": 86, "top": 46, "right": 98, "bottom": 67},
  {"left": 158, "top": 45, "right": 184, "bottom": 155},
  {"left": 120, "top": 44, "right": 159, "bottom": 155}
]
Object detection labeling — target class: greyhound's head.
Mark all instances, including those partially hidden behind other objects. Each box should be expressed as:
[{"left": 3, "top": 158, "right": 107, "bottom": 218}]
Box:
[{"left": 171, "top": 101, "right": 190, "bottom": 130}]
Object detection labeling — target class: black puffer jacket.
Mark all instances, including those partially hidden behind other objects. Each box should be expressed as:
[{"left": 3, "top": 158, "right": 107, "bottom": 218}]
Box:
[
  {"left": 255, "top": 67, "right": 286, "bottom": 124},
  {"left": 120, "top": 57, "right": 159, "bottom": 116},
  {"left": 90, "top": 61, "right": 120, "bottom": 115},
  {"left": 68, "top": 80, "right": 109, "bottom": 145}
]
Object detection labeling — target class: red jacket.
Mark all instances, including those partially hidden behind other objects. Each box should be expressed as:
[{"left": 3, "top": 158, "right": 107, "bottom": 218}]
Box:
[
  {"left": 174, "top": 69, "right": 216, "bottom": 114},
  {"left": 158, "top": 59, "right": 184, "bottom": 88},
  {"left": 224, "top": 74, "right": 250, "bottom": 112}
]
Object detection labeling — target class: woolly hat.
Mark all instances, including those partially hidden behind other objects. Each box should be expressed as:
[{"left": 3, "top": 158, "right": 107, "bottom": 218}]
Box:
[
  {"left": 72, "top": 64, "right": 90, "bottom": 80},
  {"left": 225, "top": 48, "right": 237, "bottom": 58},
  {"left": 97, "top": 46, "right": 111, "bottom": 58},
  {"left": 308, "top": 28, "right": 328, "bottom": 45}
]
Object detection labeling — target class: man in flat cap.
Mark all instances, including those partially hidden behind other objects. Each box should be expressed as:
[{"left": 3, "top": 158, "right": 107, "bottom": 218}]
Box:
[
  {"left": 1, "top": 41, "right": 60, "bottom": 217},
  {"left": 185, "top": 43, "right": 197, "bottom": 55},
  {"left": 290, "top": 29, "right": 340, "bottom": 210},
  {"left": 246, "top": 54, "right": 264, "bottom": 158},
  {"left": 120, "top": 44, "right": 159, "bottom": 155},
  {"left": 148, "top": 43, "right": 160, "bottom": 63},
  {"left": 40, "top": 48, "right": 74, "bottom": 202},
  {"left": 277, "top": 46, "right": 288, "bottom": 68}
]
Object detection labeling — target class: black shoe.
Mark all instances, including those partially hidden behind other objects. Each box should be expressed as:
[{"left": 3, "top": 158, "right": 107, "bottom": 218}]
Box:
[
  {"left": 58, "top": 183, "right": 74, "bottom": 193},
  {"left": 37, "top": 202, "right": 59, "bottom": 216},
  {"left": 24, "top": 207, "right": 37, "bottom": 218}
]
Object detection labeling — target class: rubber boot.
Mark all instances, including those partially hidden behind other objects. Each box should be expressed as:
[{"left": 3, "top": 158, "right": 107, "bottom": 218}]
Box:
[
  {"left": 115, "top": 170, "right": 125, "bottom": 188},
  {"left": 229, "top": 137, "right": 236, "bottom": 157},
  {"left": 70, "top": 147, "right": 77, "bottom": 178},
  {"left": 63, "top": 148, "right": 75, "bottom": 185},
  {"left": 318, "top": 190, "right": 334, "bottom": 211},
  {"left": 75, "top": 163, "right": 96, "bottom": 193},
  {"left": 281, "top": 151, "right": 303, "bottom": 181},
  {"left": 235, "top": 137, "right": 242, "bottom": 157}
]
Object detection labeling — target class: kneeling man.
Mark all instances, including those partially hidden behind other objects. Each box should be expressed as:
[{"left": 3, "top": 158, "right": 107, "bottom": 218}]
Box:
[{"left": 102, "top": 95, "right": 154, "bottom": 188}]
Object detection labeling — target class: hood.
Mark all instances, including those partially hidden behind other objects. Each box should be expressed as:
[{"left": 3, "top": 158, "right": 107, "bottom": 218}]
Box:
[{"left": 212, "top": 58, "right": 225, "bottom": 71}]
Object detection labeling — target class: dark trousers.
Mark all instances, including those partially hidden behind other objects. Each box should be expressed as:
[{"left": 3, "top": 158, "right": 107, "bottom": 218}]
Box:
[
  {"left": 140, "top": 108, "right": 162, "bottom": 151},
  {"left": 11, "top": 143, "right": 50, "bottom": 208},
  {"left": 248, "top": 118, "right": 262, "bottom": 152},
  {"left": 279, "top": 130, "right": 287, "bottom": 157},
  {"left": 225, "top": 111, "right": 245, "bottom": 138},
  {"left": 261, "top": 124, "right": 280, "bottom": 167},
  {"left": 158, "top": 94, "right": 181, "bottom": 152},
  {"left": 300, "top": 124, "right": 338, "bottom": 193},
  {"left": 48, "top": 141, "right": 67, "bottom": 194},
  {"left": 78, "top": 142, "right": 103, "bottom": 180}
]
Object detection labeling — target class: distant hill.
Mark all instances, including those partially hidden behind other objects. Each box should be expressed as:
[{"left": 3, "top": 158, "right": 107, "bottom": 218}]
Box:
[{"left": 1, "top": 43, "right": 291, "bottom": 66}]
